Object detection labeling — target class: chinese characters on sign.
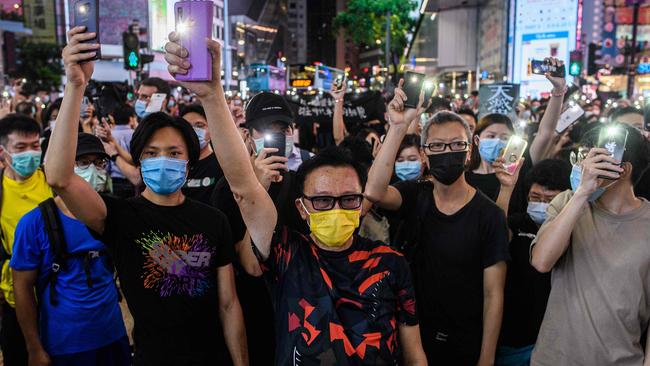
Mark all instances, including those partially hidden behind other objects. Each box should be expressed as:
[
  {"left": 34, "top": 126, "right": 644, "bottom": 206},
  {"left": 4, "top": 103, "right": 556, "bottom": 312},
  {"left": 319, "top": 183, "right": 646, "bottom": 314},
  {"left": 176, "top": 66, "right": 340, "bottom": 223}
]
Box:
[{"left": 479, "top": 83, "right": 520, "bottom": 117}]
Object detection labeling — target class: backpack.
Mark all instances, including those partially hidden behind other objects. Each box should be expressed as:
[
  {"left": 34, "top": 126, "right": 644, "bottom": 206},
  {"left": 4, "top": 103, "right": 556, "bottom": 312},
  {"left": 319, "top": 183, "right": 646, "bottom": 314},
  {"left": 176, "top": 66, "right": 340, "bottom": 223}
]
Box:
[
  {"left": 39, "top": 198, "right": 109, "bottom": 306},
  {"left": 392, "top": 181, "right": 433, "bottom": 263}
]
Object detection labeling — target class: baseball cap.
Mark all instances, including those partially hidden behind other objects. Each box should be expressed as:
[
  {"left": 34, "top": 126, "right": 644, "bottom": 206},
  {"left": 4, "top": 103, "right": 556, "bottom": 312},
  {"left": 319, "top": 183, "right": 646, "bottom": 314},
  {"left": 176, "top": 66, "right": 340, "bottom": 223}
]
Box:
[
  {"left": 244, "top": 92, "right": 294, "bottom": 131},
  {"left": 76, "top": 133, "right": 109, "bottom": 160}
]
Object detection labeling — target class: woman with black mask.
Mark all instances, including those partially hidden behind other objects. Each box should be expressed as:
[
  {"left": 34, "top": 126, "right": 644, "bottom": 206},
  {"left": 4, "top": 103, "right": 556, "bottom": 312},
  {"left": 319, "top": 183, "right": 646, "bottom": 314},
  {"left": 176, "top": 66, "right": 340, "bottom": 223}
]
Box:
[{"left": 366, "top": 81, "right": 510, "bottom": 366}]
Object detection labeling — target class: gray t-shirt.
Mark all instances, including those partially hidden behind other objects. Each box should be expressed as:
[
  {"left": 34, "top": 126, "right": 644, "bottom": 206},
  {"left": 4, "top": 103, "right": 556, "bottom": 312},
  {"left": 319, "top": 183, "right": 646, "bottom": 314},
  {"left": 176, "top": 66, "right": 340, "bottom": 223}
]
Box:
[{"left": 531, "top": 190, "right": 650, "bottom": 366}]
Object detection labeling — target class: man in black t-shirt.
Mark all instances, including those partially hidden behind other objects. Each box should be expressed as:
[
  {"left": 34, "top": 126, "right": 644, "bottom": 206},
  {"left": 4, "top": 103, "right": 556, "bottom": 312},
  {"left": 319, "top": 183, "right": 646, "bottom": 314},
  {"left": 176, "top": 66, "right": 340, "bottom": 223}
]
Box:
[
  {"left": 44, "top": 29, "right": 247, "bottom": 366},
  {"left": 164, "top": 37, "right": 428, "bottom": 365},
  {"left": 180, "top": 104, "right": 224, "bottom": 204},
  {"left": 366, "top": 84, "right": 509, "bottom": 366},
  {"left": 497, "top": 159, "right": 570, "bottom": 364}
]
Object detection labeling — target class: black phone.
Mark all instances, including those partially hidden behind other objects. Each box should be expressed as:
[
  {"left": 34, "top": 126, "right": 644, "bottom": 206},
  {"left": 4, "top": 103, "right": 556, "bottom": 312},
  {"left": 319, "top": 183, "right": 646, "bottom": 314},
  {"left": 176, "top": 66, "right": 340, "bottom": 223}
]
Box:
[
  {"left": 263, "top": 133, "right": 286, "bottom": 158},
  {"left": 72, "top": 0, "right": 100, "bottom": 61},
  {"left": 597, "top": 125, "right": 628, "bottom": 179},
  {"left": 403, "top": 71, "right": 425, "bottom": 109},
  {"left": 422, "top": 79, "right": 435, "bottom": 105},
  {"left": 531, "top": 59, "right": 565, "bottom": 78}
]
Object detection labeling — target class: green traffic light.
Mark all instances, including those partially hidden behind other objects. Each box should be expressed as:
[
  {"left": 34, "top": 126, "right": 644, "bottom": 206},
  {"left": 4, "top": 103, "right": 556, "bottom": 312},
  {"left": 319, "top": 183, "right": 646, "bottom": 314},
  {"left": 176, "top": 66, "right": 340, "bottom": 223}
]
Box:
[
  {"left": 569, "top": 62, "right": 581, "bottom": 76},
  {"left": 128, "top": 51, "right": 139, "bottom": 68}
]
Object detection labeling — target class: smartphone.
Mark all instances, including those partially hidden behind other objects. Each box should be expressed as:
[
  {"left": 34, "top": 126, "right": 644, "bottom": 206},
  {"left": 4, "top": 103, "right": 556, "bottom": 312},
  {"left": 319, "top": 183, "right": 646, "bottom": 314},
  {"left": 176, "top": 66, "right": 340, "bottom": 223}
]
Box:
[
  {"left": 145, "top": 93, "right": 167, "bottom": 113},
  {"left": 597, "top": 125, "right": 628, "bottom": 179},
  {"left": 333, "top": 75, "right": 345, "bottom": 90},
  {"left": 72, "top": 0, "right": 100, "bottom": 61},
  {"left": 174, "top": 0, "right": 214, "bottom": 81},
  {"left": 422, "top": 79, "right": 435, "bottom": 104},
  {"left": 556, "top": 104, "right": 585, "bottom": 134},
  {"left": 530, "top": 59, "right": 565, "bottom": 78},
  {"left": 263, "top": 133, "right": 286, "bottom": 158},
  {"left": 80, "top": 96, "right": 90, "bottom": 118},
  {"left": 501, "top": 135, "right": 528, "bottom": 174},
  {"left": 403, "top": 71, "right": 425, "bottom": 109}
]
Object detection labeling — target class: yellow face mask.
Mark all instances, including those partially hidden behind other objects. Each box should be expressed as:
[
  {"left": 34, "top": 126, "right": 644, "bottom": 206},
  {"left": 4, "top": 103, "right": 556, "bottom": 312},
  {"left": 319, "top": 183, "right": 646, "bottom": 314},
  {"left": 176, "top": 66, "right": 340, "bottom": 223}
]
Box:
[{"left": 302, "top": 201, "right": 361, "bottom": 247}]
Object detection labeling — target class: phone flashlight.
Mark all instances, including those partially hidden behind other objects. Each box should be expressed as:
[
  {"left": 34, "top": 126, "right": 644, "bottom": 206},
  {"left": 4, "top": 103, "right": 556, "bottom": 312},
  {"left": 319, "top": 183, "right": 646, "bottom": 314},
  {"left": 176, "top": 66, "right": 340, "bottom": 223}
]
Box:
[
  {"left": 411, "top": 76, "right": 419, "bottom": 83},
  {"left": 1, "top": 91, "right": 8, "bottom": 98},
  {"left": 79, "top": 4, "right": 88, "bottom": 14},
  {"left": 177, "top": 21, "right": 189, "bottom": 35},
  {"left": 424, "top": 80, "right": 433, "bottom": 90},
  {"left": 511, "top": 135, "right": 524, "bottom": 144},
  {"left": 605, "top": 125, "right": 621, "bottom": 138}
]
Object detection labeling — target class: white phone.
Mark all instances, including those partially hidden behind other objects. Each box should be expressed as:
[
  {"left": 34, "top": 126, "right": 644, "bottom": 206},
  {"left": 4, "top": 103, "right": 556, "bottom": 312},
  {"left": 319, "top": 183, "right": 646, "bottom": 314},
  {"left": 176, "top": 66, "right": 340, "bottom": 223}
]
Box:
[
  {"left": 556, "top": 104, "right": 585, "bottom": 134},
  {"left": 145, "top": 93, "right": 167, "bottom": 113}
]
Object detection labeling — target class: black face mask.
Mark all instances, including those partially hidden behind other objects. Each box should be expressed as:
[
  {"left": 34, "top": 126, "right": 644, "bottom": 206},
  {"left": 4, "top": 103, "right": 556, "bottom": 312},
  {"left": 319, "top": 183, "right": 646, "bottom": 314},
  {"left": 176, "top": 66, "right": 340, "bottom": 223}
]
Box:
[{"left": 427, "top": 151, "right": 467, "bottom": 185}]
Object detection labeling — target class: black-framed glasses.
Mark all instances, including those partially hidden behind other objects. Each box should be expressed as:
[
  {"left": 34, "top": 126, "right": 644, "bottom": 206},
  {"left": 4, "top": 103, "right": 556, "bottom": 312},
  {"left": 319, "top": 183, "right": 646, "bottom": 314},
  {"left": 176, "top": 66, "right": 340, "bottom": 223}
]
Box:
[
  {"left": 76, "top": 157, "right": 109, "bottom": 170},
  {"left": 422, "top": 141, "right": 469, "bottom": 153},
  {"left": 302, "top": 194, "right": 364, "bottom": 211}
]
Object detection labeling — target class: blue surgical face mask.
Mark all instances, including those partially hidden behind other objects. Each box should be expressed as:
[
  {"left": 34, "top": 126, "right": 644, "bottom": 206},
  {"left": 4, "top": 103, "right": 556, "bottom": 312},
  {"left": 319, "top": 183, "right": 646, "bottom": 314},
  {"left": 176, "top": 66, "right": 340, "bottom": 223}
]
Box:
[
  {"left": 135, "top": 99, "right": 149, "bottom": 119},
  {"left": 478, "top": 138, "right": 507, "bottom": 164},
  {"left": 74, "top": 164, "right": 108, "bottom": 192},
  {"left": 527, "top": 201, "right": 549, "bottom": 225},
  {"left": 140, "top": 157, "right": 187, "bottom": 195},
  {"left": 570, "top": 164, "right": 605, "bottom": 202},
  {"left": 254, "top": 137, "right": 265, "bottom": 154},
  {"left": 10, "top": 150, "right": 41, "bottom": 177},
  {"left": 395, "top": 161, "right": 422, "bottom": 181},
  {"left": 193, "top": 127, "right": 209, "bottom": 150}
]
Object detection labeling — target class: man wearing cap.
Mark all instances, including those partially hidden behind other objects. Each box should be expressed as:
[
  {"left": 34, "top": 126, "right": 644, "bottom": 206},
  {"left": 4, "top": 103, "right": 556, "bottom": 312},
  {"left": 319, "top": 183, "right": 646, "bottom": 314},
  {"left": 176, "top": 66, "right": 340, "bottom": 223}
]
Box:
[
  {"left": 245, "top": 92, "right": 312, "bottom": 171},
  {"left": 11, "top": 133, "right": 129, "bottom": 366}
]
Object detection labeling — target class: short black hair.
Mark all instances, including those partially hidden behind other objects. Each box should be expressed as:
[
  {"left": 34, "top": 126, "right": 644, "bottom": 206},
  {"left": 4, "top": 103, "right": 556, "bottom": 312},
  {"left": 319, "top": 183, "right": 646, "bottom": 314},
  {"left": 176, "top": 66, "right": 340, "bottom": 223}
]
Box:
[
  {"left": 608, "top": 106, "right": 643, "bottom": 123},
  {"left": 398, "top": 134, "right": 421, "bottom": 157},
  {"left": 0, "top": 114, "right": 41, "bottom": 146},
  {"left": 141, "top": 77, "right": 171, "bottom": 96},
  {"left": 179, "top": 104, "right": 206, "bottom": 119},
  {"left": 338, "top": 135, "right": 374, "bottom": 172},
  {"left": 15, "top": 101, "right": 36, "bottom": 117},
  {"left": 457, "top": 108, "right": 477, "bottom": 122},
  {"left": 296, "top": 147, "right": 368, "bottom": 195},
  {"left": 110, "top": 103, "right": 136, "bottom": 125},
  {"left": 580, "top": 123, "right": 650, "bottom": 184},
  {"left": 130, "top": 112, "right": 200, "bottom": 167},
  {"left": 525, "top": 159, "right": 572, "bottom": 193},
  {"left": 43, "top": 98, "right": 63, "bottom": 124},
  {"left": 426, "top": 97, "right": 451, "bottom": 114}
]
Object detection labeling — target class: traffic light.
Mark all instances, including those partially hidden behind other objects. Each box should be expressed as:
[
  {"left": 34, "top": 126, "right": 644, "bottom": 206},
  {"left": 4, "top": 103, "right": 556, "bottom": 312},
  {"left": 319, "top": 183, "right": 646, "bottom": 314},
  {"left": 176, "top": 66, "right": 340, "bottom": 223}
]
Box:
[
  {"left": 587, "top": 42, "right": 602, "bottom": 76},
  {"left": 569, "top": 50, "right": 583, "bottom": 77},
  {"left": 123, "top": 31, "right": 140, "bottom": 70}
]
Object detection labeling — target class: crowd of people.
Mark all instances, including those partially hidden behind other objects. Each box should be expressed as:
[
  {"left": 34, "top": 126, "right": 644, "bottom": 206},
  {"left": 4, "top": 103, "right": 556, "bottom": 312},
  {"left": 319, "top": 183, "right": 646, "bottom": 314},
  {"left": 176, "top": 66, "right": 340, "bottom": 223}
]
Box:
[{"left": 0, "top": 26, "right": 648, "bottom": 366}]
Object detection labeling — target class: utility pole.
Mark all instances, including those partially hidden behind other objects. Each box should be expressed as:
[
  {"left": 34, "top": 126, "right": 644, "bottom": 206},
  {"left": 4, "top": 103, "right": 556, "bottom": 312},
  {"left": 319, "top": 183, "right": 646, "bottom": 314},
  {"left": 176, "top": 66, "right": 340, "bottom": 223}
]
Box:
[
  {"left": 385, "top": 10, "right": 391, "bottom": 88},
  {"left": 626, "top": 0, "right": 640, "bottom": 98}
]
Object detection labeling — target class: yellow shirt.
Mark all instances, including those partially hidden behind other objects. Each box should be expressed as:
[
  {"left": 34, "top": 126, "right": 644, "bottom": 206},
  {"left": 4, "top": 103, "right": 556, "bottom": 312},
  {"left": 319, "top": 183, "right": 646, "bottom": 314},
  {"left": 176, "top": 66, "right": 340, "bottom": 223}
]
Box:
[{"left": 0, "top": 169, "right": 52, "bottom": 307}]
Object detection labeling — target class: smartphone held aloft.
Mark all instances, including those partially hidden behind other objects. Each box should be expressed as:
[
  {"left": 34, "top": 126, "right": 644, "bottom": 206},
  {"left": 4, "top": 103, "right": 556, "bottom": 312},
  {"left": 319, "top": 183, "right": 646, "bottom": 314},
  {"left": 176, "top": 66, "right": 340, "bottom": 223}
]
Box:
[{"left": 174, "top": 0, "right": 214, "bottom": 81}]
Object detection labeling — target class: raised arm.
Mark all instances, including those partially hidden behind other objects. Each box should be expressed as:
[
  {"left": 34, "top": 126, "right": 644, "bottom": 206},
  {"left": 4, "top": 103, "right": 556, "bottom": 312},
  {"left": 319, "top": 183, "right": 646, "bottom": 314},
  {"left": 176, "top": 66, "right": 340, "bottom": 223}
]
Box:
[
  {"left": 330, "top": 82, "right": 347, "bottom": 145},
  {"left": 365, "top": 79, "right": 422, "bottom": 211},
  {"left": 164, "top": 34, "right": 277, "bottom": 259},
  {"left": 44, "top": 27, "right": 107, "bottom": 234},
  {"left": 529, "top": 58, "right": 566, "bottom": 165},
  {"left": 531, "top": 148, "right": 622, "bottom": 272}
]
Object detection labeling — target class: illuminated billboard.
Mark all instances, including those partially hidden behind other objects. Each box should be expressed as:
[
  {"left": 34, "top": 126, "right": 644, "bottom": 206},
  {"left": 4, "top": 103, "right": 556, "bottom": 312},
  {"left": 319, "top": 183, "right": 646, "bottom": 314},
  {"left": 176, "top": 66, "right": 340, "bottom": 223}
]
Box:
[{"left": 510, "top": 0, "right": 578, "bottom": 97}]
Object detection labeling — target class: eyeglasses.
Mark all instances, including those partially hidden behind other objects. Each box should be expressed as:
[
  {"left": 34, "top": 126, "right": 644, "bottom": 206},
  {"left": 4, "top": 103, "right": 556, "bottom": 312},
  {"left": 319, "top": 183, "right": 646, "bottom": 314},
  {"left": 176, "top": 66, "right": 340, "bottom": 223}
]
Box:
[
  {"left": 76, "top": 157, "right": 109, "bottom": 170},
  {"left": 422, "top": 141, "right": 469, "bottom": 153},
  {"left": 302, "top": 194, "right": 364, "bottom": 211}
]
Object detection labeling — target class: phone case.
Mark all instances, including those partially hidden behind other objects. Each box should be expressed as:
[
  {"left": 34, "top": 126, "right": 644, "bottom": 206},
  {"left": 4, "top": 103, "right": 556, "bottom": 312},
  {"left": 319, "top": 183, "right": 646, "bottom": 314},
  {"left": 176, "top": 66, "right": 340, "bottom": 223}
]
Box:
[
  {"left": 146, "top": 93, "right": 166, "bottom": 113},
  {"left": 404, "top": 72, "right": 425, "bottom": 108},
  {"left": 598, "top": 128, "right": 628, "bottom": 164},
  {"left": 175, "top": 0, "right": 214, "bottom": 81},
  {"left": 72, "top": 0, "right": 100, "bottom": 61},
  {"left": 556, "top": 105, "right": 585, "bottom": 133},
  {"left": 264, "top": 133, "right": 286, "bottom": 157},
  {"left": 502, "top": 137, "right": 528, "bottom": 174}
]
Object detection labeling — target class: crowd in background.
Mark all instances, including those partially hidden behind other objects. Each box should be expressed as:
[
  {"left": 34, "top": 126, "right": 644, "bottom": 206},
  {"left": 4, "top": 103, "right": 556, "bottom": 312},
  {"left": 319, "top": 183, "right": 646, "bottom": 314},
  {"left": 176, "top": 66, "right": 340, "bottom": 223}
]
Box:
[{"left": 0, "top": 27, "right": 647, "bottom": 366}]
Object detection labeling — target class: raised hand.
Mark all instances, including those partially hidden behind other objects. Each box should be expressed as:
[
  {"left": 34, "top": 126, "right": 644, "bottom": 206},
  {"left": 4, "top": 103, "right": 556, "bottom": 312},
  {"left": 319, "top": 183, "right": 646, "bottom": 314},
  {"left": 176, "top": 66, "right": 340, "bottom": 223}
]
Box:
[
  {"left": 164, "top": 32, "right": 222, "bottom": 99},
  {"left": 329, "top": 79, "right": 346, "bottom": 101},
  {"left": 62, "top": 27, "right": 99, "bottom": 87},
  {"left": 387, "top": 79, "right": 425, "bottom": 127},
  {"left": 544, "top": 57, "right": 566, "bottom": 92},
  {"left": 576, "top": 147, "right": 623, "bottom": 196},
  {"left": 493, "top": 157, "right": 524, "bottom": 188}
]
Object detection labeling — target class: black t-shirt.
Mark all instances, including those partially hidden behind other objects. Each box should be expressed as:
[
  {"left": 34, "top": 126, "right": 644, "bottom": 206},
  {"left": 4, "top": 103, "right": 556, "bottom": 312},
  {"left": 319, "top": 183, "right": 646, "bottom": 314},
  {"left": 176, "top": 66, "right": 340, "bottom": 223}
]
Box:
[
  {"left": 92, "top": 195, "right": 235, "bottom": 365},
  {"left": 182, "top": 154, "right": 224, "bottom": 205},
  {"left": 465, "top": 171, "right": 500, "bottom": 201},
  {"left": 392, "top": 180, "right": 510, "bottom": 361},
  {"left": 499, "top": 213, "right": 550, "bottom": 348},
  {"left": 262, "top": 231, "right": 418, "bottom": 365},
  {"left": 211, "top": 172, "right": 308, "bottom": 242}
]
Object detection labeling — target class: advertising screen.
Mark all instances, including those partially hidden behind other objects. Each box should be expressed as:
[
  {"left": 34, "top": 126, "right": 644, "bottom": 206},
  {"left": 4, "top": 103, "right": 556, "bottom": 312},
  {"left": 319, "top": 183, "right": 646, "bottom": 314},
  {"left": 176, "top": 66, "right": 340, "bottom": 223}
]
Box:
[{"left": 511, "top": 0, "right": 578, "bottom": 97}]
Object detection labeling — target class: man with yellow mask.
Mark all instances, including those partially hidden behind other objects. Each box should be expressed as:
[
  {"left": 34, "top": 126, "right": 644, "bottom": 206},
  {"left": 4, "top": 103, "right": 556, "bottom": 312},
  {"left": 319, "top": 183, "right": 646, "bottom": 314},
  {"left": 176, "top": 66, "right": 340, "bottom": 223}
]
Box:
[{"left": 163, "top": 34, "right": 427, "bottom": 366}]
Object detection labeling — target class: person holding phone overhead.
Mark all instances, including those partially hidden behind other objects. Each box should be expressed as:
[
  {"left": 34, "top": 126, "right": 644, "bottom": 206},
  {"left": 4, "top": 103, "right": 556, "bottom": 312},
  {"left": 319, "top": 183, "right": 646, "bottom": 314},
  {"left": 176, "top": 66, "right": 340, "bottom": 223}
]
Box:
[
  {"left": 530, "top": 124, "right": 650, "bottom": 366},
  {"left": 134, "top": 78, "right": 171, "bottom": 120},
  {"left": 45, "top": 27, "right": 247, "bottom": 366},
  {"left": 365, "top": 83, "right": 509, "bottom": 366},
  {"left": 164, "top": 31, "right": 427, "bottom": 366}
]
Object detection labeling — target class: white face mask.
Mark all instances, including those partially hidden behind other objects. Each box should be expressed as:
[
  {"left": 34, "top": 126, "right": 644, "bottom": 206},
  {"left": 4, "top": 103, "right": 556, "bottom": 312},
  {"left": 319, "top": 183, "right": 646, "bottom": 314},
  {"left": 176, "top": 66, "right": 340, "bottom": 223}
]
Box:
[{"left": 527, "top": 201, "right": 550, "bottom": 225}]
